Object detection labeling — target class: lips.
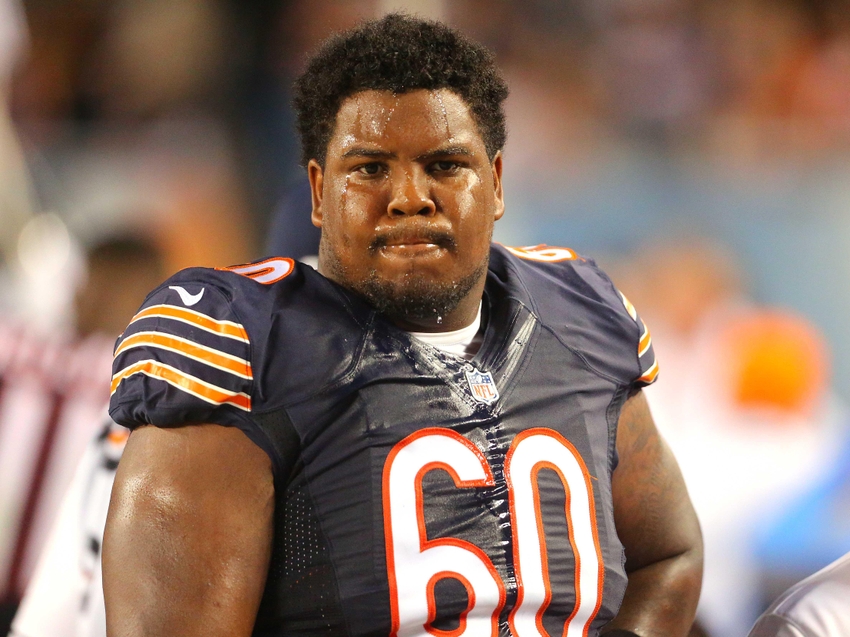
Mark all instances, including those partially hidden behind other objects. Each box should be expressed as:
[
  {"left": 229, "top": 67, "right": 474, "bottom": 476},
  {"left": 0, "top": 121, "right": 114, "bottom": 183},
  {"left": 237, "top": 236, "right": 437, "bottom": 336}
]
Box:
[
  {"left": 370, "top": 227, "right": 456, "bottom": 254},
  {"left": 380, "top": 242, "right": 442, "bottom": 257}
]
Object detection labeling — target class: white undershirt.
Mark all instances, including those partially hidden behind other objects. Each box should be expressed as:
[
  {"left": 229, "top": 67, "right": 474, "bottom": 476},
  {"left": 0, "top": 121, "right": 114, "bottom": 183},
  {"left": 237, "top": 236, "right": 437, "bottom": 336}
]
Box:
[{"left": 407, "top": 302, "right": 483, "bottom": 360}]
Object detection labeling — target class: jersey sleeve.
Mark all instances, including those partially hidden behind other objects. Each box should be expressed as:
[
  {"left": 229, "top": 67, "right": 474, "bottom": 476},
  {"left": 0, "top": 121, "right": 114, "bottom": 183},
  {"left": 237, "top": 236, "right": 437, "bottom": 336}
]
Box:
[
  {"left": 579, "top": 261, "right": 659, "bottom": 390},
  {"left": 617, "top": 290, "right": 659, "bottom": 388},
  {"left": 108, "top": 271, "right": 254, "bottom": 431},
  {"left": 496, "top": 245, "right": 658, "bottom": 389}
]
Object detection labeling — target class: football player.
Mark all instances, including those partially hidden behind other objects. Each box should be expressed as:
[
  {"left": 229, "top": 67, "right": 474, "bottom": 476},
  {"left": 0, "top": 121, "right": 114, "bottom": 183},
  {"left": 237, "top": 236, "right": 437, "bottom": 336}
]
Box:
[
  {"left": 104, "top": 14, "right": 703, "bottom": 637},
  {"left": 748, "top": 551, "right": 850, "bottom": 637}
]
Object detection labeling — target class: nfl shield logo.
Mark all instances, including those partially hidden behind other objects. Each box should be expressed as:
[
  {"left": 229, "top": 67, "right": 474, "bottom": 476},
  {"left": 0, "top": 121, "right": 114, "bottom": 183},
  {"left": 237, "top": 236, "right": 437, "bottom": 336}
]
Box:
[{"left": 464, "top": 368, "right": 499, "bottom": 405}]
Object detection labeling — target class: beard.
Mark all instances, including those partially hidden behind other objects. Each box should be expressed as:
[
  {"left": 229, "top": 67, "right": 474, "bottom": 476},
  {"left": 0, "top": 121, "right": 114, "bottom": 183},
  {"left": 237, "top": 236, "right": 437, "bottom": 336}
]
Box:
[{"left": 321, "top": 231, "right": 488, "bottom": 321}]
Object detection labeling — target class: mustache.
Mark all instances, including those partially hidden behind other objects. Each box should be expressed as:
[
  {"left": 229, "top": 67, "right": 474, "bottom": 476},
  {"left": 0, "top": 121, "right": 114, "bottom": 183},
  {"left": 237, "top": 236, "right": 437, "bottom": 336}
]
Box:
[{"left": 370, "top": 227, "right": 457, "bottom": 252}]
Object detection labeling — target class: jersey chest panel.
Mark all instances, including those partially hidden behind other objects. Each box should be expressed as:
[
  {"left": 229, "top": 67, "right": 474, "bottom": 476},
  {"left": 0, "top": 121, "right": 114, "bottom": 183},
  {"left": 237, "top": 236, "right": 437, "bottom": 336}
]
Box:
[{"left": 266, "top": 305, "right": 629, "bottom": 637}]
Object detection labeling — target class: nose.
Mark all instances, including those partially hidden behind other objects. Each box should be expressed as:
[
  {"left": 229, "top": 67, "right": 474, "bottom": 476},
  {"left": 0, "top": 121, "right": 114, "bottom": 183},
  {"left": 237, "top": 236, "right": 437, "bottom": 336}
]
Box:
[{"left": 387, "top": 167, "right": 436, "bottom": 217}]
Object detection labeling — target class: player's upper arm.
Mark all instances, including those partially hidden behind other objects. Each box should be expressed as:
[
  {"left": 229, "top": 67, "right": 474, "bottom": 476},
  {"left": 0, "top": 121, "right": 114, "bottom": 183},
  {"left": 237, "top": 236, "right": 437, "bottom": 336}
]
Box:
[
  {"left": 103, "top": 423, "right": 274, "bottom": 637},
  {"left": 605, "top": 391, "right": 703, "bottom": 634},
  {"left": 612, "top": 390, "right": 701, "bottom": 571}
]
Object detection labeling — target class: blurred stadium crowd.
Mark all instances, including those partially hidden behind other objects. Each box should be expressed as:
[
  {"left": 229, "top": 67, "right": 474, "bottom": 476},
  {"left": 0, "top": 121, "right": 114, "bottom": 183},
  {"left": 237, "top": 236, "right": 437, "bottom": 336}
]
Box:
[{"left": 2, "top": 0, "right": 850, "bottom": 636}]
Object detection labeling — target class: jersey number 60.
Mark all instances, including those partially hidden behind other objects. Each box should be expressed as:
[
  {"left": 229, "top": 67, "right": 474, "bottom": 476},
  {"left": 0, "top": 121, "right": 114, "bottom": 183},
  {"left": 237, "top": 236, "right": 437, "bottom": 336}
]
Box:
[{"left": 383, "top": 428, "right": 604, "bottom": 637}]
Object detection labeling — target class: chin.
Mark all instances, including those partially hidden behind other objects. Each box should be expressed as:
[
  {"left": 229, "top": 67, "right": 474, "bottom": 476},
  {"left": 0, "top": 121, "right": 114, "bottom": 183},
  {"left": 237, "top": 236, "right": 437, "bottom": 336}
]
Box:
[
  {"left": 356, "top": 259, "right": 484, "bottom": 320},
  {"left": 322, "top": 241, "right": 487, "bottom": 319}
]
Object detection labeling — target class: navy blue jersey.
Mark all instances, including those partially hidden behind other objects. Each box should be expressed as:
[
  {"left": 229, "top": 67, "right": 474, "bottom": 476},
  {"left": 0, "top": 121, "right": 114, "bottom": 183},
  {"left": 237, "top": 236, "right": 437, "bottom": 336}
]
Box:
[{"left": 109, "top": 244, "right": 658, "bottom": 637}]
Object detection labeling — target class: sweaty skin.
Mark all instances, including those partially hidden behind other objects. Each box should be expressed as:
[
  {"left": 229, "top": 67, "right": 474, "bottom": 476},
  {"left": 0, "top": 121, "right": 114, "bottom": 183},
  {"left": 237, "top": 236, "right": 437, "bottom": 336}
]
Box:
[
  {"left": 602, "top": 391, "right": 704, "bottom": 636},
  {"left": 103, "top": 89, "right": 702, "bottom": 637},
  {"left": 309, "top": 89, "right": 503, "bottom": 332},
  {"left": 103, "top": 425, "right": 273, "bottom": 636}
]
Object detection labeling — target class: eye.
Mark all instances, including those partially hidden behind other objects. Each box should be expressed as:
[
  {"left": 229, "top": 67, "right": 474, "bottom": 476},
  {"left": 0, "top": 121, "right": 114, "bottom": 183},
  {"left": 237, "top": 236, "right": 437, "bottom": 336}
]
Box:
[
  {"left": 430, "top": 160, "right": 460, "bottom": 174},
  {"left": 355, "top": 162, "right": 384, "bottom": 176}
]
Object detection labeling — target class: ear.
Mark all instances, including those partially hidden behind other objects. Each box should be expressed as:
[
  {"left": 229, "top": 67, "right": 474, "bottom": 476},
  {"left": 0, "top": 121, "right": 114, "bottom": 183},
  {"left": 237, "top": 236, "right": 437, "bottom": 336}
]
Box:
[
  {"left": 308, "top": 159, "right": 324, "bottom": 228},
  {"left": 491, "top": 151, "right": 505, "bottom": 221}
]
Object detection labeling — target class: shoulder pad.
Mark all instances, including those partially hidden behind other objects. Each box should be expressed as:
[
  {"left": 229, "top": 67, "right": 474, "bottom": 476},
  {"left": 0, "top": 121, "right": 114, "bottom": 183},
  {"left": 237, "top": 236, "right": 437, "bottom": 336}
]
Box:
[
  {"left": 109, "top": 265, "right": 265, "bottom": 428},
  {"left": 495, "top": 244, "right": 658, "bottom": 388},
  {"left": 109, "top": 257, "right": 365, "bottom": 428}
]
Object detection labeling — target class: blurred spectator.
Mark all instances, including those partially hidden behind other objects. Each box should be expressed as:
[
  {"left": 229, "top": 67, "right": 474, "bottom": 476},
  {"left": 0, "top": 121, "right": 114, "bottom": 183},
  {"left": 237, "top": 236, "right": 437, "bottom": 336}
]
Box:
[
  {"left": 266, "top": 176, "right": 319, "bottom": 262},
  {"left": 10, "top": 0, "right": 259, "bottom": 278},
  {"left": 9, "top": 419, "right": 127, "bottom": 637},
  {"left": 0, "top": 234, "right": 165, "bottom": 634},
  {"left": 585, "top": 0, "right": 715, "bottom": 147},
  {"left": 616, "top": 236, "right": 849, "bottom": 637},
  {"left": 754, "top": 424, "right": 850, "bottom": 606},
  {"left": 747, "top": 551, "right": 850, "bottom": 637},
  {"left": 697, "top": 0, "right": 850, "bottom": 165}
]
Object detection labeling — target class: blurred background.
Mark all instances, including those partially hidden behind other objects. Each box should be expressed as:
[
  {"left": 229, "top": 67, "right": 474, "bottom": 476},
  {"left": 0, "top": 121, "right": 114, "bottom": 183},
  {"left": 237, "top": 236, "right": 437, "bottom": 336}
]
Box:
[{"left": 2, "top": 0, "right": 850, "bottom": 635}]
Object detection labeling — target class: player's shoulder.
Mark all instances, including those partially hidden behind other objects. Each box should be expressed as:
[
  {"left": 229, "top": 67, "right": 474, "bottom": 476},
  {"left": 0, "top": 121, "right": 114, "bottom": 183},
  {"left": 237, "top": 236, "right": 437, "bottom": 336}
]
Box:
[
  {"left": 110, "top": 256, "right": 365, "bottom": 429},
  {"left": 110, "top": 258, "right": 301, "bottom": 424},
  {"left": 491, "top": 244, "right": 658, "bottom": 387},
  {"left": 491, "top": 243, "right": 628, "bottom": 318},
  {"left": 134, "top": 256, "right": 316, "bottom": 331},
  {"left": 160, "top": 256, "right": 300, "bottom": 306}
]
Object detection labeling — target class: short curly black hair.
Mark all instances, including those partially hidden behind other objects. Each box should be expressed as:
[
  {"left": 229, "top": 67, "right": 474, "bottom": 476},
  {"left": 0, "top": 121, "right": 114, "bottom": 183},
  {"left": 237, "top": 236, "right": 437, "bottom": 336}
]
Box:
[{"left": 293, "top": 13, "right": 509, "bottom": 167}]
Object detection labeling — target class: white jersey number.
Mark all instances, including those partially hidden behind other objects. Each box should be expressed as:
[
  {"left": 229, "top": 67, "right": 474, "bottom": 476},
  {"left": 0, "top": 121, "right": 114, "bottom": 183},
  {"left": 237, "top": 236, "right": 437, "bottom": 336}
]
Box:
[{"left": 383, "top": 427, "right": 604, "bottom": 637}]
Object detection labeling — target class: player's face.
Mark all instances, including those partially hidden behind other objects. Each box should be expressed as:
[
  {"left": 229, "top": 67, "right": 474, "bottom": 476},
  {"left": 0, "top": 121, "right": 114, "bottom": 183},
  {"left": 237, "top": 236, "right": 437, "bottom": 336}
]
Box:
[{"left": 309, "top": 89, "right": 504, "bottom": 331}]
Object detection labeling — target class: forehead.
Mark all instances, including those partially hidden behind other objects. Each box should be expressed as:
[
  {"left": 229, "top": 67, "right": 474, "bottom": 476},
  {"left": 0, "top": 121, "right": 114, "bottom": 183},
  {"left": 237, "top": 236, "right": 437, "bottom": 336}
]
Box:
[{"left": 329, "top": 89, "right": 484, "bottom": 155}]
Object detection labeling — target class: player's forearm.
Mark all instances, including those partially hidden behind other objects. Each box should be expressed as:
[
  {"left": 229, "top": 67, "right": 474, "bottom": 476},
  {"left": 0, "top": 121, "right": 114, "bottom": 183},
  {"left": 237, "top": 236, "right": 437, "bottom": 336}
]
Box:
[{"left": 601, "top": 545, "right": 703, "bottom": 637}]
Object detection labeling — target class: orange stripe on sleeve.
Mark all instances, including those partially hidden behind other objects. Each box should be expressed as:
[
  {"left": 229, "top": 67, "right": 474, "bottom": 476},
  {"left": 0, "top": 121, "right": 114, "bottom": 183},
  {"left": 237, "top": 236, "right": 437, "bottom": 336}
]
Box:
[
  {"left": 111, "top": 360, "right": 251, "bottom": 411},
  {"left": 638, "top": 323, "right": 652, "bottom": 358},
  {"left": 128, "top": 305, "right": 249, "bottom": 342},
  {"left": 114, "top": 332, "right": 252, "bottom": 379},
  {"left": 620, "top": 293, "right": 638, "bottom": 321},
  {"left": 637, "top": 360, "right": 659, "bottom": 385}
]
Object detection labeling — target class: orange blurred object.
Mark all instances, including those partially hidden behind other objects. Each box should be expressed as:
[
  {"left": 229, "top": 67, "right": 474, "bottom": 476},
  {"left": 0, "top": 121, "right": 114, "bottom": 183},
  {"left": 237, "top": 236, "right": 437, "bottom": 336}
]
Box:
[{"left": 723, "top": 311, "right": 829, "bottom": 416}]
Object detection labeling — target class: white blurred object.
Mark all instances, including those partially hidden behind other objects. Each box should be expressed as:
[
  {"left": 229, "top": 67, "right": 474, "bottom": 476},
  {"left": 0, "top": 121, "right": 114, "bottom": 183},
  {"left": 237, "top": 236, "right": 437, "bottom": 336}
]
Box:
[
  {"left": 10, "top": 420, "right": 124, "bottom": 637},
  {"left": 645, "top": 303, "right": 846, "bottom": 637},
  {"left": 0, "top": 0, "right": 37, "bottom": 283},
  {"left": 0, "top": 320, "right": 114, "bottom": 604},
  {"left": 9, "top": 213, "right": 84, "bottom": 333},
  {"left": 748, "top": 551, "right": 850, "bottom": 637}
]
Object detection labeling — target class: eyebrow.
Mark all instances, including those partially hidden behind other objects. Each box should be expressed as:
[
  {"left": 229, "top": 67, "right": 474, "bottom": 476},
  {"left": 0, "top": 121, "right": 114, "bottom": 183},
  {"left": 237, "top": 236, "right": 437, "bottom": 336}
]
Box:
[
  {"left": 341, "top": 148, "right": 397, "bottom": 160},
  {"left": 414, "top": 146, "right": 475, "bottom": 161},
  {"left": 340, "top": 146, "right": 475, "bottom": 161}
]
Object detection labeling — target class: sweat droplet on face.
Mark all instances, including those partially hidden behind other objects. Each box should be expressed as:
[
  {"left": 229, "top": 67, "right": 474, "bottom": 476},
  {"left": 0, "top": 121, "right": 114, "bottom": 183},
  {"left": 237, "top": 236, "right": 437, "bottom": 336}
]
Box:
[
  {"left": 383, "top": 95, "right": 398, "bottom": 132},
  {"left": 435, "top": 92, "right": 453, "bottom": 140},
  {"left": 340, "top": 174, "right": 350, "bottom": 215},
  {"left": 370, "top": 108, "right": 387, "bottom": 137}
]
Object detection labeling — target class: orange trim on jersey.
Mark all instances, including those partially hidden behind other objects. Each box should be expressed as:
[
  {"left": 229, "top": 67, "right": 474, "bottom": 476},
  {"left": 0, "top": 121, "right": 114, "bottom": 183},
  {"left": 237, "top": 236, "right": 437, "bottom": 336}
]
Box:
[
  {"left": 115, "top": 331, "right": 252, "bottom": 379},
  {"left": 218, "top": 257, "right": 295, "bottom": 284},
  {"left": 638, "top": 323, "right": 652, "bottom": 358},
  {"left": 638, "top": 360, "right": 659, "bottom": 384},
  {"left": 505, "top": 428, "right": 605, "bottom": 637},
  {"left": 128, "top": 305, "right": 249, "bottom": 342},
  {"left": 111, "top": 359, "right": 251, "bottom": 411},
  {"left": 504, "top": 244, "right": 577, "bottom": 263},
  {"left": 383, "top": 428, "right": 504, "bottom": 637},
  {"left": 620, "top": 293, "right": 638, "bottom": 322},
  {"left": 415, "top": 457, "right": 504, "bottom": 637},
  {"left": 426, "top": 571, "right": 475, "bottom": 637}
]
